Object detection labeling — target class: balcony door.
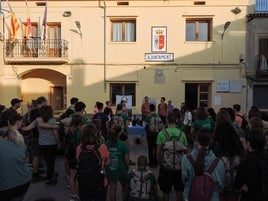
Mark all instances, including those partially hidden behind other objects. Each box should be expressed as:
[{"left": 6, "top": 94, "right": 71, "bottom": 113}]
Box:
[{"left": 47, "top": 23, "right": 61, "bottom": 57}]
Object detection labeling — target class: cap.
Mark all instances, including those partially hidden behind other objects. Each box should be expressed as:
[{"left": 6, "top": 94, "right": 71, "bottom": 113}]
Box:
[{"left": 11, "top": 98, "right": 23, "bottom": 106}]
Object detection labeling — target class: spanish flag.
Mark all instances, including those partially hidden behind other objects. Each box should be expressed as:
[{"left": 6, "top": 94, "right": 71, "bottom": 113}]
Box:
[
  {"left": 25, "top": 0, "right": 32, "bottom": 42},
  {"left": 10, "top": 11, "right": 20, "bottom": 42}
]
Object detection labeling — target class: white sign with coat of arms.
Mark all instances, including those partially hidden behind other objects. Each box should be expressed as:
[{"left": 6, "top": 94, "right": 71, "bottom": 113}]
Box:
[{"left": 152, "top": 27, "right": 167, "bottom": 52}]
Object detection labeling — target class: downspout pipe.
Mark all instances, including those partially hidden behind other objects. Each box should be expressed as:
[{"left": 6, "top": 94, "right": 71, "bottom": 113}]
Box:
[{"left": 103, "top": 0, "right": 107, "bottom": 92}]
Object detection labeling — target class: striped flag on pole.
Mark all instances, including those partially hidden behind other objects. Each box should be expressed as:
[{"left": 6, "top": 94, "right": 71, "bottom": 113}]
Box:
[
  {"left": 25, "top": 0, "right": 32, "bottom": 42},
  {"left": 41, "top": 1, "right": 47, "bottom": 40},
  {"left": 10, "top": 11, "right": 20, "bottom": 42}
]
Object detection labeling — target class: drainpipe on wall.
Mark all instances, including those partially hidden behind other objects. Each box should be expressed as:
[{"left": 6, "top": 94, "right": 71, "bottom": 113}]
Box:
[{"left": 103, "top": 0, "right": 107, "bottom": 92}]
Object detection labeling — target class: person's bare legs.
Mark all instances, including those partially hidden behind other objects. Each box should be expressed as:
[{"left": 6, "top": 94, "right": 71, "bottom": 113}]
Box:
[
  {"left": 69, "top": 169, "right": 78, "bottom": 197},
  {"left": 109, "top": 181, "right": 117, "bottom": 201},
  {"left": 176, "top": 191, "right": 183, "bottom": 201},
  {"left": 162, "top": 192, "right": 169, "bottom": 201},
  {"left": 32, "top": 156, "right": 40, "bottom": 175},
  {"left": 120, "top": 180, "right": 128, "bottom": 201}
]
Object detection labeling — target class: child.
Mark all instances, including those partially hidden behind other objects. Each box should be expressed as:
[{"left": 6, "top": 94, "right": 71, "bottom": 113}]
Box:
[
  {"left": 128, "top": 155, "right": 159, "bottom": 201},
  {"left": 106, "top": 124, "right": 129, "bottom": 201}
]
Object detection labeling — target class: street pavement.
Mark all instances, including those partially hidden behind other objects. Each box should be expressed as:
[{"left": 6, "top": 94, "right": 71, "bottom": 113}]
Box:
[{"left": 22, "top": 136, "right": 176, "bottom": 201}]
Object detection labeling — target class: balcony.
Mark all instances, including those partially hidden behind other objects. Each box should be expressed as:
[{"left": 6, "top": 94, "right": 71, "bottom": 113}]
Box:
[
  {"left": 255, "top": 54, "right": 268, "bottom": 76},
  {"left": 4, "top": 39, "right": 69, "bottom": 65},
  {"left": 256, "top": 0, "right": 268, "bottom": 13}
]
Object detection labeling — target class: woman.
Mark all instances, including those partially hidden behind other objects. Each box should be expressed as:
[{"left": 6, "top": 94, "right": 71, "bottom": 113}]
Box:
[
  {"left": 38, "top": 105, "right": 60, "bottom": 185},
  {"left": 0, "top": 128, "right": 32, "bottom": 201},
  {"left": 64, "top": 113, "right": 83, "bottom": 201},
  {"left": 182, "top": 128, "right": 225, "bottom": 201},
  {"left": 234, "top": 129, "right": 267, "bottom": 201},
  {"left": 211, "top": 121, "right": 244, "bottom": 201},
  {"left": 190, "top": 106, "right": 213, "bottom": 146},
  {"left": 76, "top": 123, "right": 110, "bottom": 201},
  {"left": 106, "top": 124, "right": 129, "bottom": 201}
]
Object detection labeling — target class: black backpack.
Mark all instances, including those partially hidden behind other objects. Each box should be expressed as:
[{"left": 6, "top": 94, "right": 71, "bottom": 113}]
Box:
[
  {"left": 77, "top": 144, "right": 104, "bottom": 193},
  {"left": 64, "top": 130, "right": 78, "bottom": 160}
]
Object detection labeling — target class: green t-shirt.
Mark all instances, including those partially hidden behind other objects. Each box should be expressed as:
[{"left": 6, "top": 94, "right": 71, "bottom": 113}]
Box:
[
  {"left": 106, "top": 140, "right": 129, "bottom": 182},
  {"left": 192, "top": 118, "right": 213, "bottom": 133},
  {"left": 156, "top": 127, "right": 188, "bottom": 147}
]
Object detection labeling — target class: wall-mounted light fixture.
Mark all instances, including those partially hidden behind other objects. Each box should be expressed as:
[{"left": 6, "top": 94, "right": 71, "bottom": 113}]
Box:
[
  {"left": 231, "top": 7, "right": 242, "bottom": 14},
  {"left": 63, "top": 11, "right": 72, "bottom": 17},
  {"left": 221, "top": 21, "right": 231, "bottom": 39}
]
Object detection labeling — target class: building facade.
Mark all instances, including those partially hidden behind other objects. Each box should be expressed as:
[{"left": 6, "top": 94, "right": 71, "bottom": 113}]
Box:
[
  {"left": 246, "top": 0, "right": 268, "bottom": 113},
  {"left": 0, "top": 0, "right": 248, "bottom": 114}
]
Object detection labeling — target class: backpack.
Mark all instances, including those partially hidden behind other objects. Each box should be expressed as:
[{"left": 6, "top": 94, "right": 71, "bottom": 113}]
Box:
[
  {"left": 146, "top": 115, "right": 164, "bottom": 135},
  {"left": 160, "top": 129, "right": 187, "bottom": 171},
  {"left": 112, "top": 114, "right": 126, "bottom": 131},
  {"left": 187, "top": 154, "right": 220, "bottom": 201},
  {"left": 64, "top": 130, "right": 78, "bottom": 160},
  {"left": 250, "top": 154, "right": 268, "bottom": 201},
  {"left": 129, "top": 169, "right": 152, "bottom": 200},
  {"left": 221, "top": 156, "right": 240, "bottom": 192},
  {"left": 77, "top": 144, "right": 104, "bottom": 193},
  {"left": 236, "top": 114, "right": 248, "bottom": 131}
]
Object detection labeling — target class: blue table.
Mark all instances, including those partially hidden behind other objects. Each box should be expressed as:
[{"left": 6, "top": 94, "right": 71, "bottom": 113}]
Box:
[{"left": 128, "top": 125, "right": 146, "bottom": 136}]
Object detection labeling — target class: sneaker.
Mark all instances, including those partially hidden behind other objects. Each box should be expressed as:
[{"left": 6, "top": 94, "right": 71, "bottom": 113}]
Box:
[
  {"left": 70, "top": 195, "right": 79, "bottom": 201},
  {"left": 32, "top": 176, "right": 46, "bottom": 183},
  {"left": 44, "top": 179, "right": 53, "bottom": 186}
]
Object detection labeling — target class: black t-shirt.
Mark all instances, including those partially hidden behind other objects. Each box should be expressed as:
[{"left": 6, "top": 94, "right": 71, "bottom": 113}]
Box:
[
  {"left": 30, "top": 107, "right": 41, "bottom": 138},
  {"left": 1, "top": 107, "right": 17, "bottom": 127}
]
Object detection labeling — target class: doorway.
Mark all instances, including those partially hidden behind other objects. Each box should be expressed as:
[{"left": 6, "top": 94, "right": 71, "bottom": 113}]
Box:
[
  {"left": 185, "top": 83, "right": 211, "bottom": 111},
  {"left": 50, "top": 86, "right": 64, "bottom": 110}
]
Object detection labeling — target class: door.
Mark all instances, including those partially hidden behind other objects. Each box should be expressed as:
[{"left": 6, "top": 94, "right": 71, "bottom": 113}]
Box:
[
  {"left": 48, "top": 24, "right": 61, "bottom": 57},
  {"left": 185, "top": 83, "right": 211, "bottom": 111},
  {"left": 185, "top": 83, "right": 198, "bottom": 111},
  {"left": 50, "top": 86, "right": 63, "bottom": 110}
]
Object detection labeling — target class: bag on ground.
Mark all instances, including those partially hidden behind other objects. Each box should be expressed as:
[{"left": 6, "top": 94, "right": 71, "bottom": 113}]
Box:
[
  {"left": 160, "top": 129, "right": 187, "bottom": 171},
  {"left": 187, "top": 154, "right": 220, "bottom": 201}
]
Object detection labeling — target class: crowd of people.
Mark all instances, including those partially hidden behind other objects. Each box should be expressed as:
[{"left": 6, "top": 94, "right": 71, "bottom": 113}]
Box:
[{"left": 0, "top": 96, "right": 267, "bottom": 201}]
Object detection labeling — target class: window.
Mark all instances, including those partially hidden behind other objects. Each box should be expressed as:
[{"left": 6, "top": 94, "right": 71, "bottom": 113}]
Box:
[
  {"left": 185, "top": 83, "right": 211, "bottom": 110},
  {"left": 110, "top": 83, "right": 136, "bottom": 106},
  {"left": 111, "top": 19, "right": 136, "bottom": 42},
  {"left": 186, "top": 19, "right": 212, "bottom": 41}
]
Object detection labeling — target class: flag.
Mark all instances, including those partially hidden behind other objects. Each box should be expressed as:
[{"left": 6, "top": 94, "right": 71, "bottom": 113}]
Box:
[
  {"left": 10, "top": 11, "right": 20, "bottom": 42},
  {"left": 25, "top": 0, "right": 32, "bottom": 42},
  {"left": 41, "top": 1, "right": 47, "bottom": 40},
  {"left": 0, "top": 0, "right": 2, "bottom": 14},
  {"left": 6, "top": 0, "right": 12, "bottom": 12}
]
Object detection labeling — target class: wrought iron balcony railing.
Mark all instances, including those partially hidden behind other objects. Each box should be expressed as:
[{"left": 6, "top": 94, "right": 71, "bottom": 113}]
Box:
[
  {"left": 255, "top": 54, "right": 268, "bottom": 75},
  {"left": 4, "top": 38, "right": 69, "bottom": 64}
]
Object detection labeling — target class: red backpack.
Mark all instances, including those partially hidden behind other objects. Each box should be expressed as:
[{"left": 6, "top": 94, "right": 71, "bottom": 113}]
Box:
[{"left": 187, "top": 154, "right": 220, "bottom": 201}]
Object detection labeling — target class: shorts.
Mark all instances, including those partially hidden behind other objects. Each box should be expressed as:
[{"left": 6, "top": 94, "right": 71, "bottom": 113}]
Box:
[
  {"left": 158, "top": 167, "right": 184, "bottom": 193},
  {"left": 32, "top": 138, "right": 40, "bottom": 157},
  {"left": 67, "top": 159, "right": 78, "bottom": 169}
]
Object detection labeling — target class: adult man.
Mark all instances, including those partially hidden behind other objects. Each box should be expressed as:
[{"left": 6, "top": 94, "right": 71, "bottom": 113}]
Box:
[
  {"left": 158, "top": 97, "right": 168, "bottom": 125},
  {"left": 141, "top": 96, "right": 150, "bottom": 121},
  {"left": 0, "top": 98, "right": 22, "bottom": 127}
]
